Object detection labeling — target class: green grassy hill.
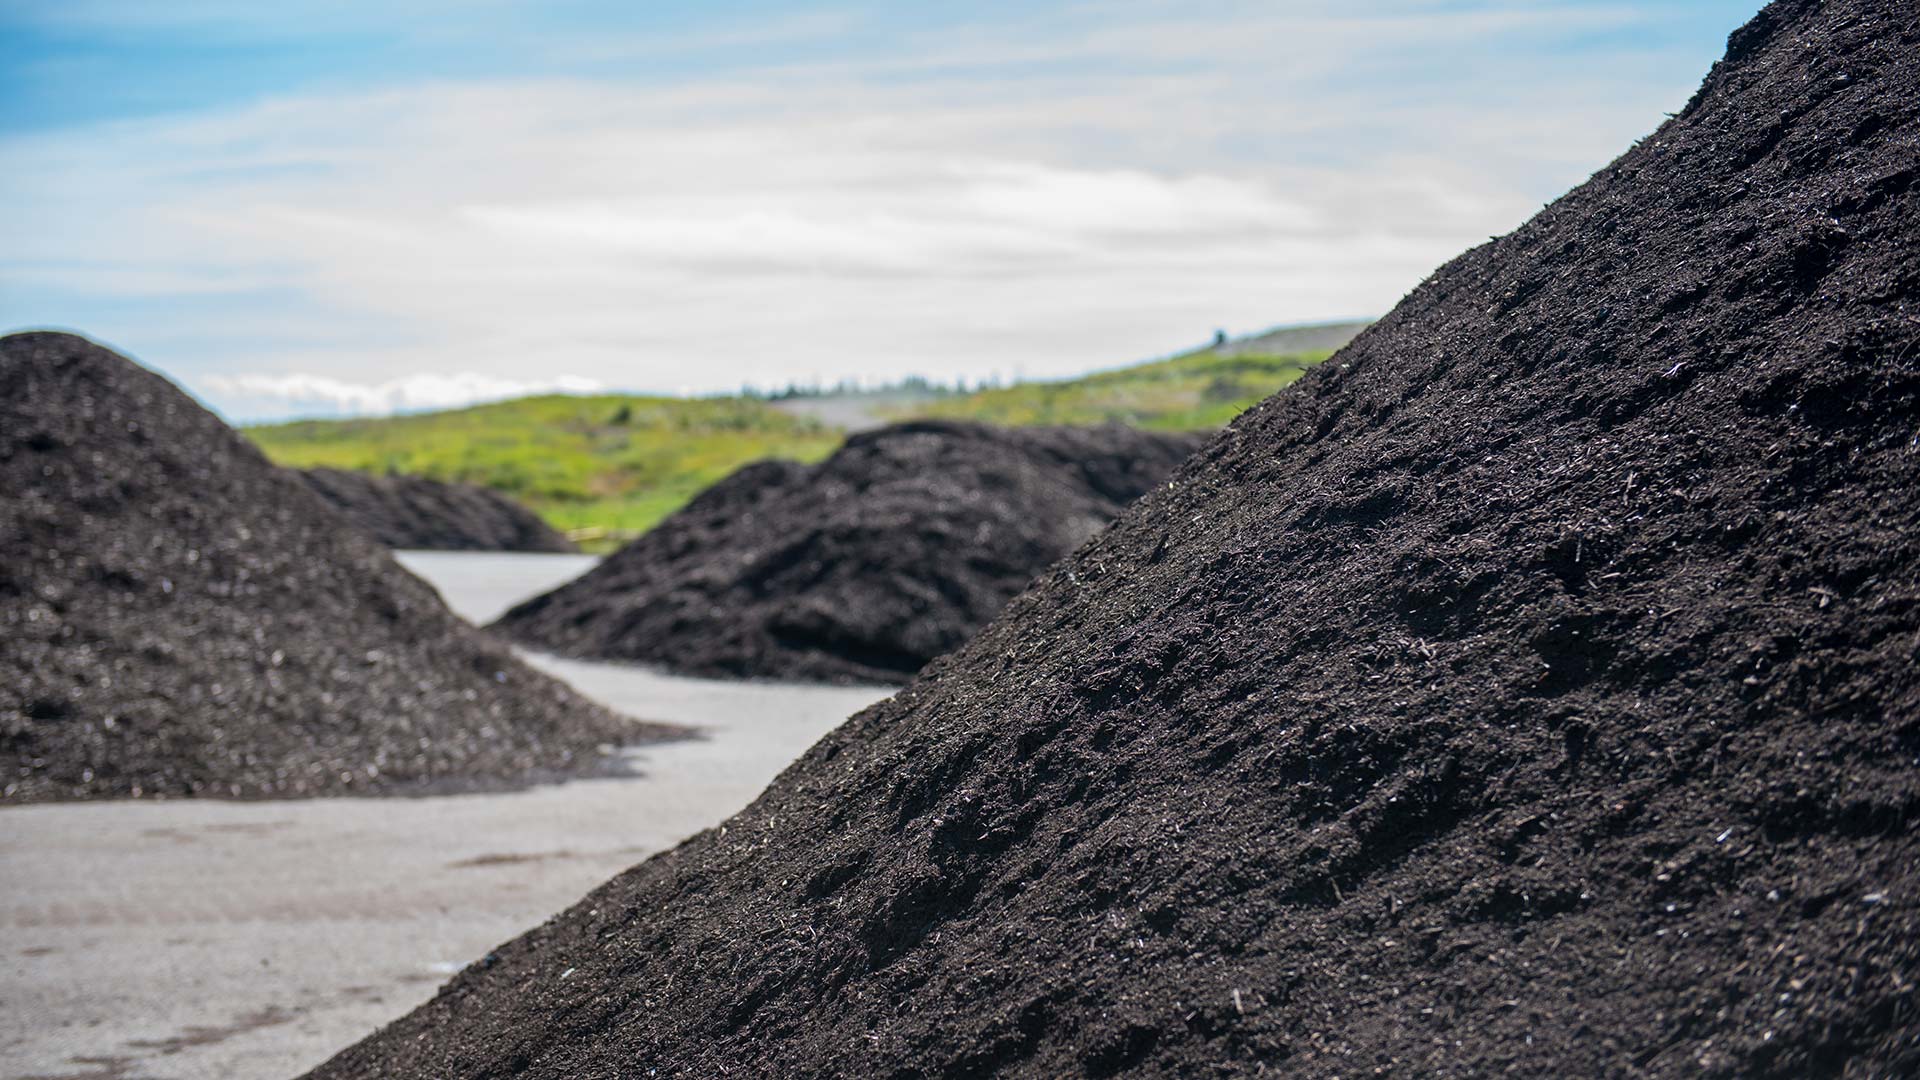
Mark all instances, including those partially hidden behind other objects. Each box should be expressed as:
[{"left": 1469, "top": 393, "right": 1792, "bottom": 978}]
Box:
[
  {"left": 895, "top": 347, "right": 1334, "bottom": 431},
  {"left": 245, "top": 342, "right": 1343, "bottom": 541},
  {"left": 246, "top": 394, "right": 841, "bottom": 541}
]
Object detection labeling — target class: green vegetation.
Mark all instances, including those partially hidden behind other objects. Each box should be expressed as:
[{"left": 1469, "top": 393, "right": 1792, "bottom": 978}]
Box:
[
  {"left": 244, "top": 349, "right": 1335, "bottom": 541},
  {"left": 246, "top": 394, "right": 841, "bottom": 542},
  {"left": 895, "top": 348, "right": 1333, "bottom": 431}
]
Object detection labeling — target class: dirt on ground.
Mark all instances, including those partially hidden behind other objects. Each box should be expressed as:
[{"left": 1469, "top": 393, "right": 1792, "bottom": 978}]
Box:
[
  {"left": 493, "top": 420, "right": 1205, "bottom": 685},
  {"left": 305, "top": 0, "right": 1912, "bottom": 1074},
  {"left": 0, "top": 333, "right": 678, "bottom": 803},
  {"left": 298, "top": 468, "right": 576, "bottom": 553}
]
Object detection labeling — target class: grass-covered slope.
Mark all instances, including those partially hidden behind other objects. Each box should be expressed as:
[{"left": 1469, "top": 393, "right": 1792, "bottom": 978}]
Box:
[
  {"left": 245, "top": 338, "right": 1347, "bottom": 540},
  {"left": 247, "top": 394, "right": 842, "bottom": 537}
]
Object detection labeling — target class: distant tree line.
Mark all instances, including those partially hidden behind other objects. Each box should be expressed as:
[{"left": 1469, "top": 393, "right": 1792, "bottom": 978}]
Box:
[{"left": 738, "top": 372, "right": 1007, "bottom": 401}]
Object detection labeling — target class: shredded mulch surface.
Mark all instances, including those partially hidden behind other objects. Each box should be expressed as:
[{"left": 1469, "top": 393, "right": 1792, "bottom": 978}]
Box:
[
  {"left": 492, "top": 420, "right": 1205, "bottom": 684},
  {"left": 1, "top": 333, "right": 675, "bottom": 803},
  {"left": 313, "top": 0, "right": 1918, "bottom": 1074},
  {"left": 299, "top": 467, "right": 576, "bottom": 553}
]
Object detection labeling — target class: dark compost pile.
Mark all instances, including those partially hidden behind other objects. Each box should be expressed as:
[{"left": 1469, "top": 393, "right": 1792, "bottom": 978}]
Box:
[
  {"left": 299, "top": 467, "right": 576, "bottom": 553},
  {"left": 493, "top": 420, "right": 1205, "bottom": 684},
  {"left": 314, "top": 1, "right": 1918, "bottom": 1075},
  {"left": 1, "top": 333, "right": 674, "bottom": 803}
]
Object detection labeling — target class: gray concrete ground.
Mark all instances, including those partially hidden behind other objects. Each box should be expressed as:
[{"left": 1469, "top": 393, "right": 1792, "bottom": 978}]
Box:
[{"left": 1, "top": 552, "right": 889, "bottom": 1080}]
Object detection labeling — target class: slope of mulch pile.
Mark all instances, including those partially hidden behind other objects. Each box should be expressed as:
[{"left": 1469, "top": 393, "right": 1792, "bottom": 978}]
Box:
[
  {"left": 299, "top": 467, "right": 576, "bottom": 553},
  {"left": 492, "top": 420, "right": 1206, "bottom": 684},
  {"left": 1, "top": 333, "right": 677, "bottom": 803},
  {"left": 311, "top": 2, "right": 1918, "bottom": 1076}
]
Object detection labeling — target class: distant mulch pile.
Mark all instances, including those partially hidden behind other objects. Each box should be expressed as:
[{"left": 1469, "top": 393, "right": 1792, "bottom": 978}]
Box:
[
  {"left": 299, "top": 467, "right": 576, "bottom": 553},
  {"left": 493, "top": 420, "right": 1205, "bottom": 684},
  {"left": 312, "top": 1, "right": 1919, "bottom": 1075},
  {"left": 0, "top": 333, "right": 676, "bottom": 803}
]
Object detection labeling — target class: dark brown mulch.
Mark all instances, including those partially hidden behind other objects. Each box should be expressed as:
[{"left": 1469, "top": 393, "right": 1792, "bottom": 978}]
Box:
[
  {"left": 1, "top": 333, "right": 676, "bottom": 803},
  {"left": 299, "top": 467, "right": 576, "bottom": 553},
  {"left": 311, "top": 0, "right": 1918, "bottom": 1075},
  {"left": 492, "top": 420, "right": 1205, "bottom": 685}
]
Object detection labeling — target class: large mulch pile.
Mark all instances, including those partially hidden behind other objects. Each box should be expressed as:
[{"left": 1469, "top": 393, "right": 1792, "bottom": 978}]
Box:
[
  {"left": 299, "top": 467, "right": 576, "bottom": 553},
  {"left": 312, "top": 1, "right": 1918, "bottom": 1075},
  {"left": 493, "top": 420, "right": 1205, "bottom": 684},
  {"left": 0, "top": 333, "right": 676, "bottom": 803}
]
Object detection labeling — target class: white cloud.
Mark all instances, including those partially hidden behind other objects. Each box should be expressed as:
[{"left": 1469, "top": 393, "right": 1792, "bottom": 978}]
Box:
[
  {"left": 0, "top": 3, "right": 1735, "bottom": 418},
  {"left": 456, "top": 163, "right": 1317, "bottom": 274},
  {"left": 202, "top": 370, "right": 603, "bottom": 418}
]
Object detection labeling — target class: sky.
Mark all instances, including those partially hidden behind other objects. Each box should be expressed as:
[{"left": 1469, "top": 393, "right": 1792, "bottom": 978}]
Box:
[{"left": 1, "top": 0, "right": 1765, "bottom": 421}]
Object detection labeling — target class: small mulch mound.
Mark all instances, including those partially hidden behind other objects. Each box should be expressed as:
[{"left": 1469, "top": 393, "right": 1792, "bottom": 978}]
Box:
[
  {"left": 493, "top": 420, "right": 1205, "bottom": 684},
  {"left": 299, "top": 467, "right": 576, "bottom": 553},
  {"left": 1, "top": 332, "right": 676, "bottom": 803}
]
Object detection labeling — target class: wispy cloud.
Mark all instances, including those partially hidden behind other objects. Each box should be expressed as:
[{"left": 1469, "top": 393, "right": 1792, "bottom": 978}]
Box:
[
  {"left": 0, "top": 1, "right": 1764, "bottom": 418},
  {"left": 458, "top": 163, "right": 1320, "bottom": 273}
]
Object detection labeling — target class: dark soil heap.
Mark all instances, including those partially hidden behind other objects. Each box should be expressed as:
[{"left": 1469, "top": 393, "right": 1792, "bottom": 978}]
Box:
[
  {"left": 1, "top": 333, "right": 672, "bottom": 803},
  {"left": 312, "top": 2, "right": 1918, "bottom": 1076},
  {"left": 493, "top": 420, "right": 1205, "bottom": 684},
  {"left": 299, "top": 467, "right": 576, "bottom": 552}
]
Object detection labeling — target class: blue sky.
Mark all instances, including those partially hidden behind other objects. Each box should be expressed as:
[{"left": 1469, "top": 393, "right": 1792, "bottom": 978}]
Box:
[{"left": 1, "top": 1, "right": 1765, "bottom": 420}]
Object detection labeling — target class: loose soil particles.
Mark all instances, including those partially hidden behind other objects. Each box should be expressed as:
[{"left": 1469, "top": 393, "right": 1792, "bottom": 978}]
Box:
[
  {"left": 312, "top": 2, "right": 1918, "bottom": 1075},
  {"left": 493, "top": 420, "right": 1205, "bottom": 684},
  {"left": 1, "top": 333, "right": 674, "bottom": 803},
  {"left": 299, "top": 467, "right": 577, "bottom": 553}
]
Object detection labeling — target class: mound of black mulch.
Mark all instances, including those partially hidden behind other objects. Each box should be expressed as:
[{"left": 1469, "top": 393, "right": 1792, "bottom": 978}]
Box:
[
  {"left": 299, "top": 467, "right": 576, "bottom": 552},
  {"left": 492, "top": 420, "right": 1206, "bottom": 684},
  {"left": 0, "top": 333, "right": 677, "bottom": 803},
  {"left": 309, "top": 2, "right": 1919, "bottom": 1076}
]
